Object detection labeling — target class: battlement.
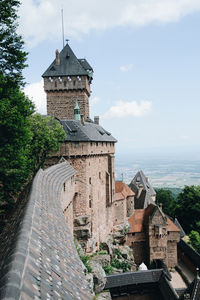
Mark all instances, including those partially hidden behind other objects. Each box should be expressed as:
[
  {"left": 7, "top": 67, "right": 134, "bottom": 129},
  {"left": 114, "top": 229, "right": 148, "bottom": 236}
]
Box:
[{"left": 44, "top": 75, "right": 91, "bottom": 96}]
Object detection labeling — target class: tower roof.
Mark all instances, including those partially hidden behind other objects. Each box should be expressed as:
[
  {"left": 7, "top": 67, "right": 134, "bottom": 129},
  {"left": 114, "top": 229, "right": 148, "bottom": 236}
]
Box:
[
  {"left": 129, "top": 170, "right": 156, "bottom": 209},
  {"left": 42, "top": 43, "right": 93, "bottom": 78},
  {"left": 59, "top": 119, "right": 117, "bottom": 143}
]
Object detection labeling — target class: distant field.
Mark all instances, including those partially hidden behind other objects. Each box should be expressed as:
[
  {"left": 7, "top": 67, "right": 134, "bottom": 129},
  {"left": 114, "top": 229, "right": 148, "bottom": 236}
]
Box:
[{"left": 115, "top": 156, "right": 200, "bottom": 188}]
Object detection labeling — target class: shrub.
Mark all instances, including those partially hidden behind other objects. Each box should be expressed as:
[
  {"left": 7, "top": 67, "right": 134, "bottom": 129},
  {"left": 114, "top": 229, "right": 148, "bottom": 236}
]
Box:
[
  {"left": 103, "top": 264, "right": 114, "bottom": 275},
  {"left": 80, "top": 255, "right": 92, "bottom": 273},
  {"left": 111, "top": 258, "right": 131, "bottom": 272}
]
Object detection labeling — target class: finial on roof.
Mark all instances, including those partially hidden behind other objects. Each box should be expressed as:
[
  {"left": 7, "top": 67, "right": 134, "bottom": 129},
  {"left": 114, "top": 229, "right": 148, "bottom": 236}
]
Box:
[
  {"left": 74, "top": 99, "right": 81, "bottom": 121},
  {"left": 66, "top": 39, "right": 69, "bottom": 44}
]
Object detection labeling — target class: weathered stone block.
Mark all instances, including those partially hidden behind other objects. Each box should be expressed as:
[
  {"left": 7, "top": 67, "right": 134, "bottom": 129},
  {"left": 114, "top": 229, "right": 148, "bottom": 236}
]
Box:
[
  {"left": 91, "top": 254, "right": 110, "bottom": 267},
  {"left": 74, "top": 215, "right": 91, "bottom": 226}
]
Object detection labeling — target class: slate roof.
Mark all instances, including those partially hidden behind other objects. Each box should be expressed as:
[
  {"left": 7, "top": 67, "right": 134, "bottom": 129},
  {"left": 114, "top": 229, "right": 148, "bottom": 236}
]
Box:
[
  {"left": 0, "top": 161, "right": 92, "bottom": 300},
  {"left": 174, "top": 218, "right": 186, "bottom": 238},
  {"left": 60, "top": 119, "right": 117, "bottom": 143},
  {"left": 178, "top": 239, "right": 200, "bottom": 268},
  {"left": 129, "top": 170, "right": 156, "bottom": 209},
  {"left": 42, "top": 44, "right": 93, "bottom": 78},
  {"left": 191, "top": 274, "right": 200, "bottom": 300},
  {"left": 105, "top": 269, "right": 179, "bottom": 300},
  {"left": 105, "top": 269, "right": 163, "bottom": 289}
]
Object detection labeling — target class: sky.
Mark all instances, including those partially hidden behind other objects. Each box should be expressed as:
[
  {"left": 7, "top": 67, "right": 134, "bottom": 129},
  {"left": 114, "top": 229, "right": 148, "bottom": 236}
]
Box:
[{"left": 18, "top": 0, "right": 200, "bottom": 158}]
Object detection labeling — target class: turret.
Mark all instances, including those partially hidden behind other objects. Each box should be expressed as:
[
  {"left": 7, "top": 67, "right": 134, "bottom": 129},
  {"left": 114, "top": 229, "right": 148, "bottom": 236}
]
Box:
[
  {"left": 74, "top": 100, "right": 81, "bottom": 121},
  {"left": 42, "top": 43, "right": 93, "bottom": 120}
]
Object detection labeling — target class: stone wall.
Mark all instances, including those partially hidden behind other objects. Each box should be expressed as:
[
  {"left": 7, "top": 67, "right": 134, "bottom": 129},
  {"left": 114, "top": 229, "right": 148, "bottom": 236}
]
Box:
[
  {"left": 148, "top": 209, "right": 168, "bottom": 265},
  {"left": 59, "top": 141, "right": 115, "bottom": 157},
  {"left": 70, "top": 153, "right": 114, "bottom": 251},
  {"left": 47, "top": 141, "right": 116, "bottom": 252},
  {"left": 44, "top": 75, "right": 91, "bottom": 120},
  {"left": 126, "top": 196, "right": 134, "bottom": 217},
  {"left": 167, "top": 241, "right": 178, "bottom": 268},
  {"left": 149, "top": 225, "right": 168, "bottom": 264},
  {"left": 126, "top": 232, "right": 147, "bottom": 265},
  {"left": 113, "top": 199, "right": 126, "bottom": 226},
  {"left": 0, "top": 162, "right": 92, "bottom": 299}
]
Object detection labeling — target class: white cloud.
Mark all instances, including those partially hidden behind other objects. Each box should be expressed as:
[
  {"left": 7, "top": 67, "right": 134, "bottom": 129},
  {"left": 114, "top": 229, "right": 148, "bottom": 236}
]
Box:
[
  {"left": 180, "top": 135, "right": 189, "bottom": 140},
  {"left": 18, "top": 0, "right": 200, "bottom": 47},
  {"left": 102, "top": 100, "right": 152, "bottom": 118},
  {"left": 90, "top": 96, "right": 101, "bottom": 106},
  {"left": 23, "top": 80, "right": 47, "bottom": 115},
  {"left": 120, "top": 64, "right": 133, "bottom": 72}
]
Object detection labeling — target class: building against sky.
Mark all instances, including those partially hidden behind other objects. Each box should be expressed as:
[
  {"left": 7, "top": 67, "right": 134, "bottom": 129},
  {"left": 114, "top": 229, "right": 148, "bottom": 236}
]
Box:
[
  {"left": 22, "top": 0, "right": 200, "bottom": 157},
  {"left": 42, "top": 43, "right": 136, "bottom": 252}
]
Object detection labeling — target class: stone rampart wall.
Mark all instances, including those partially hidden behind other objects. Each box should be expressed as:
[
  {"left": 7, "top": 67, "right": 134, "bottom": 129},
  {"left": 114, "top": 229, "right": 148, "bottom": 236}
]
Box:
[{"left": 0, "top": 162, "right": 92, "bottom": 299}]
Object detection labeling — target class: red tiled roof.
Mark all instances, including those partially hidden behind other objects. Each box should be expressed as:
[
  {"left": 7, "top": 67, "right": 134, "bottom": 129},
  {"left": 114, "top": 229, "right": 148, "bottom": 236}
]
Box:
[
  {"left": 113, "top": 192, "right": 124, "bottom": 201},
  {"left": 128, "top": 209, "right": 145, "bottom": 233},
  {"left": 167, "top": 217, "right": 180, "bottom": 232},
  {"left": 115, "top": 181, "right": 135, "bottom": 198},
  {"left": 128, "top": 205, "right": 180, "bottom": 233}
]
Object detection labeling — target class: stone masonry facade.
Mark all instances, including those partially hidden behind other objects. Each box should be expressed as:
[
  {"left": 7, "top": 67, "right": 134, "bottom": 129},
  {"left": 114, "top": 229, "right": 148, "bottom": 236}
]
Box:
[
  {"left": 44, "top": 76, "right": 90, "bottom": 120},
  {"left": 43, "top": 44, "right": 180, "bottom": 265},
  {"left": 46, "top": 141, "right": 119, "bottom": 252},
  {"left": 127, "top": 205, "right": 180, "bottom": 268}
]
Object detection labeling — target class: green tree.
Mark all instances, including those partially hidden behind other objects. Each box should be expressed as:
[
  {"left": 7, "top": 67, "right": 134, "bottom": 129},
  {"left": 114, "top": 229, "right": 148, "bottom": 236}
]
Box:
[
  {"left": 0, "top": 0, "right": 27, "bottom": 86},
  {"left": 175, "top": 185, "right": 200, "bottom": 234},
  {"left": 28, "top": 114, "right": 66, "bottom": 172},
  {"left": 189, "top": 230, "right": 200, "bottom": 253},
  {"left": 0, "top": 75, "right": 34, "bottom": 204},
  {"left": 0, "top": 1, "right": 66, "bottom": 206},
  {"left": 155, "top": 188, "right": 176, "bottom": 217}
]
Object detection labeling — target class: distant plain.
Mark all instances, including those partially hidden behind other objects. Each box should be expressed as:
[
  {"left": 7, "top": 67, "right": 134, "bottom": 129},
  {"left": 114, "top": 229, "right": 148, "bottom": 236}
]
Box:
[{"left": 115, "top": 153, "right": 200, "bottom": 188}]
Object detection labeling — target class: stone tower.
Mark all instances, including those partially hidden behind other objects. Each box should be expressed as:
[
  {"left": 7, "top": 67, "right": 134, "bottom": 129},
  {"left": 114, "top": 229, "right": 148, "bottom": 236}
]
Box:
[{"left": 42, "top": 43, "right": 93, "bottom": 120}]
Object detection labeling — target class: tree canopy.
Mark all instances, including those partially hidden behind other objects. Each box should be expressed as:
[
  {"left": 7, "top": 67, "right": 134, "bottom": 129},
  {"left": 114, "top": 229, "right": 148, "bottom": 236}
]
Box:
[
  {"left": 29, "top": 114, "right": 66, "bottom": 173},
  {"left": 189, "top": 230, "right": 200, "bottom": 253},
  {"left": 155, "top": 188, "right": 176, "bottom": 218},
  {"left": 0, "top": 1, "right": 66, "bottom": 207},
  {"left": 0, "top": 75, "right": 34, "bottom": 204},
  {"left": 175, "top": 185, "right": 200, "bottom": 234},
  {"left": 0, "top": 0, "right": 27, "bottom": 86}
]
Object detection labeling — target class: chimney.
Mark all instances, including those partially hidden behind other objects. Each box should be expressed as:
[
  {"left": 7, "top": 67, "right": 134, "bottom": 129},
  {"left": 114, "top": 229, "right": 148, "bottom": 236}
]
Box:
[
  {"left": 159, "top": 203, "right": 163, "bottom": 211},
  {"left": 94, "top": 116, "right": 99, "bottom": 125},
  {"left": 56, "top": 49, "right": 60, "bottom": 65},
  {"left": 81, "top": 115, "right": 85, "bottom": 125}
]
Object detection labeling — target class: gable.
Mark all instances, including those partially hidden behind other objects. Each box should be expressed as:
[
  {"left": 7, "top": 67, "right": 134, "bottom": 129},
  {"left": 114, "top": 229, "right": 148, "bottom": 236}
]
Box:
[{"left": 149, "top": 206, "right": 167, "bottom": 225}]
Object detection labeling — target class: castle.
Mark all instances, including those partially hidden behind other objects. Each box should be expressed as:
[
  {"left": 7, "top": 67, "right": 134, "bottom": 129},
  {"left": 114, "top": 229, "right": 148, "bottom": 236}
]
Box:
[
  {"left": 42, "top": 42, "right": 180, "bottom": 267},
  {"left": 1, "top": 43, "right": 200, "bottom": 300},
  {"left": 42, "top": 43, "right": 134, "bottom": 253}
]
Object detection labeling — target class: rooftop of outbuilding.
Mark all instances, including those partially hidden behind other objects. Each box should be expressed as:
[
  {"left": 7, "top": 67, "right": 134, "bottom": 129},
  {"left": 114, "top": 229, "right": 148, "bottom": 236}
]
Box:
[
  {"left": 128, "top": 204, "right": 180, "bottom": 233},
  {"left": 114, "top": 181, "right": 135, "bottom": 201}
]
